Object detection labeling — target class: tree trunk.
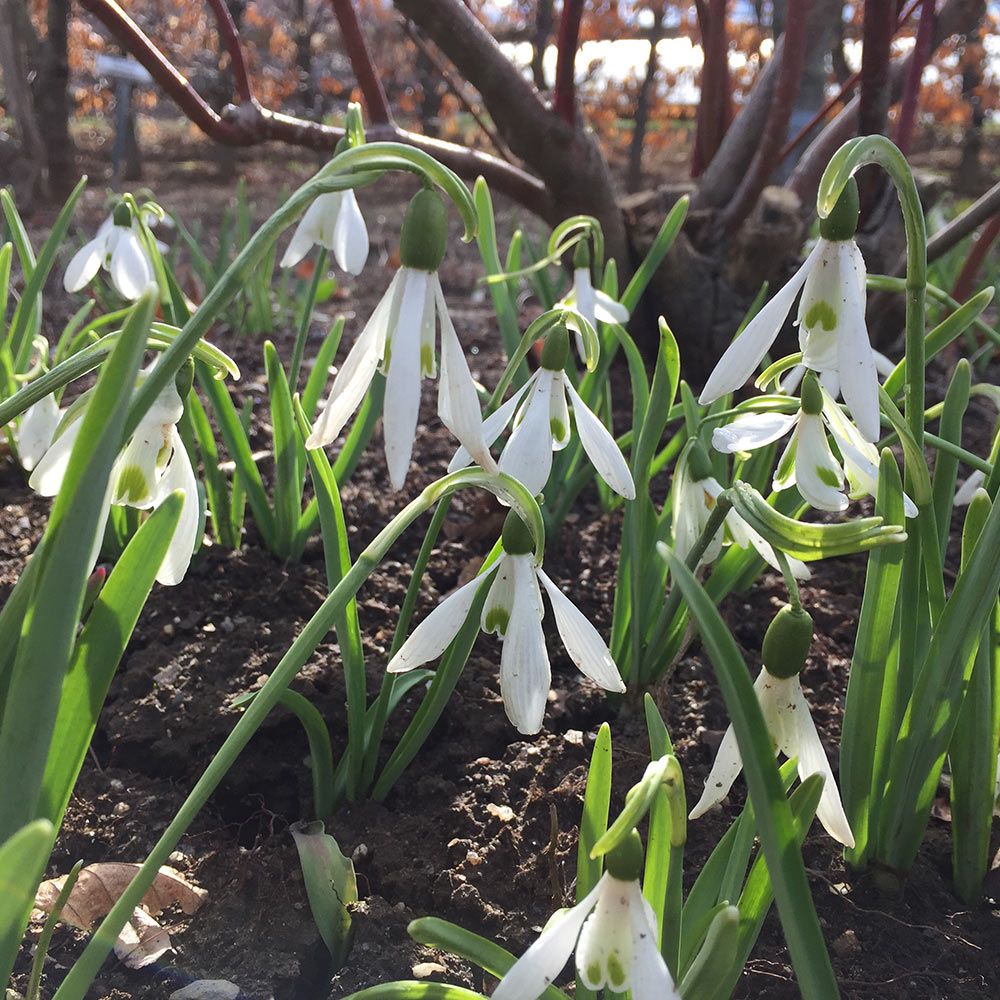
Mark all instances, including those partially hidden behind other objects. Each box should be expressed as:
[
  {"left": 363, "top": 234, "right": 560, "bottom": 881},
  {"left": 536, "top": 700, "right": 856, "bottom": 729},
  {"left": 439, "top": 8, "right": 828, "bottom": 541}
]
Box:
[
  {"left": 34, "top": 0, "right": 76, "bottom": 197},
  {"left": 625, "top": 1, "right": 666, "bottom": 194},
  {"left": 531, "top": 0, "right": 553, "bottom": 91}
]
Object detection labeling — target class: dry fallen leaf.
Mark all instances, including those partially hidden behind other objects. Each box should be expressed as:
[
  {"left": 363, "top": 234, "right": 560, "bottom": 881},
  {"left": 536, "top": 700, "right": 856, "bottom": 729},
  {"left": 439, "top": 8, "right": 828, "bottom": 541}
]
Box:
[{"left": 33, "top": 864, "right": 208, "bottom": 969}]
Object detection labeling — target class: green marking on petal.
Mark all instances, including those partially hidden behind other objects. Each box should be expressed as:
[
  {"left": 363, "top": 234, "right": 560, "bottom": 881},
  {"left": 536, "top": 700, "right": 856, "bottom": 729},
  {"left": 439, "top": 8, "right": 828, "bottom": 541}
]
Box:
[
  {"left": 586, "top": 962, "right": 602, "bottom": 987},
  {"left": 484, "top": 608, "right": 510, "bottom": 635},
  {"left": 550, "top": 417, "right": 566, "bottom": 440},
  {"left": 607, "top": 953, "right": 627, "bottom": 990},
  {"left": 420, "top": 343, "right": 435, "bottom": 377},
  {"left": 803, "top": 300, "right": 838, "bottom": 332},
  {"left": 816, "top": 465, "right": 841, "bottom": 488},
  {"left": 115, "top": 464, "right": 150, "bottom": 504}
]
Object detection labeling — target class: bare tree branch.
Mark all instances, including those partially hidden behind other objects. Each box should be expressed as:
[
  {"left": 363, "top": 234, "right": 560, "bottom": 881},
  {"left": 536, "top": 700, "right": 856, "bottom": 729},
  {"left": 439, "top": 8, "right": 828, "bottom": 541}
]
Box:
[
  {"left": 894, "top": 0, "right": 936, "bottom": 153},
  {"left": 328, "top": 0, "right": 391, "bottom": 125},
  {"left": 721, "top": 0, "right": 810, "bottom": 232},
  {"left": 77, "top": 0, "right": 551, "bottom": 214},
  {"left": 553, "top": 0, "right": 584, "bottom": 125},
  {"left": 951, "top": 211, "right": 1000, "bottom": 300},
  {"left": 205, "top": 0, "right": 253, "bottom": 102}
]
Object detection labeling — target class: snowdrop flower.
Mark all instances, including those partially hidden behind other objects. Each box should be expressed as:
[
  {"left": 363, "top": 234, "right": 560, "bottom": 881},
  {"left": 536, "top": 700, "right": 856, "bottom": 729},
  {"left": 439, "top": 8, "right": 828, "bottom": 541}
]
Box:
[
  {"left": 558, "top": 244, "right": 629, "bottom": 360},
  {"left": 690, "top": 604, "right": 855, "bottom": 847},
  {"left": 29, "top": 373, "right": 200, "bottom": 586},
  {"left": 672, "top": 441, "right": 810, "bottom": 578},
  {"left": 17, "top": 393, "right": 61, "bottom": 472},
  {"left": 448, "top": 324, "right": 635, "bottom": 500},
  {"left": 388, "top": 511, "right": 625, "bottom": 734},
  {"left": 780, "top": 348, "right": 896, "bottom": 400},
  {"left": 307, "top": 188, "right": 492, "bottom": 490},
  {"left": 64, "top": 202, "right": 155, "bottom": 301},
  {"left": 493, "top": 831, "right": 680, "bottom": 1000},
  {"left": 280, "top": 189, "right": 369, "bottom": 275},
  {"left": 712, "top": 372, "right": 858, "bottom": 513},
  {"left": 701, "top": 178, "right": 881, "bottom": 443}
]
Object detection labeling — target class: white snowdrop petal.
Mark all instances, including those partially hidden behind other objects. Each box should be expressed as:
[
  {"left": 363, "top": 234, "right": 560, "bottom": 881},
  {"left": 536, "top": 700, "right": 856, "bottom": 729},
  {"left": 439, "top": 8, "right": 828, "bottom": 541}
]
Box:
[
  {"left": 576, "top": 876, "right": 636, "bottom": 992},
  {"left": 711, "top": 411, "right": 798, "bottom": 453},
  {"left": 436, "top": 282, "right": 496, "bottom": 473},
  {"left": 797, "top": 239, "right": 842, "bottom": 374},
  {"left": 18, "top": 395, "right": 62, "bottom": 472},
  {"left": 955, "top": 470, "right": 985, "bottom": 506},
  {"left": 306, "top": 272, "right": 399, "bottom": 448},
  {"left": 549, "top": 376, "right": 571, "bottom": 451},
  {"left": 387, "top": 574, "right": 486, "bottom": 673},
  {"left": 383, "top": 270, "right": 429, "bottom": 490},
  {"left": 593, "top": 289, "right": 630, "bottom": 324},
  {"left": 794, "top": 413, "right": 848, "bottom": 512},
  {"left": 499, "top": 556, "right": 550, "bottom": 734},
  {"left": 447, "top": 378, "right": 532, "bottom": 473},
  {"left": 492, "top": 880, "right": 603, "bottom": 1000},
  {"left": 700, "top": 243, "right": 821, "bottom": 403},
  {"left": 28, "top": 417, "right": 84, "bottom": 496},
  {"left": 334, "top": 190, "right": 369, "bottom": 275},
  {"left": 280, "top": 203, "right": 323, "bottom": 268},
  {"left": 64, "top": 239, "right": 103, "bottom": 292},
  {"left": 482, "top": 555, "right": 515, "bottom": 635},
  {"left": 626, "top": 882, "right": 681, "bottom": 1000},
  {"left": 835, "top": 242, "right": 880, "bottom": 443},
  {"left": 785, "top": 675, "right": 856, "bottom": 847},
  {"left": 499, "top": 370, "right": 556, "bottom": 497},
  {"left": 110, "top": 230, "right": 153, "bottom": 301},
  {"left": 154, "top": 429, "right": 201, "bottom": 586},
  {"left": 536, "top": 568, "right": 624, "bottom": 692},
  {"left": 566, "top": 380, "right": 635, "bottom": 499},
  {"left": 689, "top": 724, "right": 744, "bottom": 819}
]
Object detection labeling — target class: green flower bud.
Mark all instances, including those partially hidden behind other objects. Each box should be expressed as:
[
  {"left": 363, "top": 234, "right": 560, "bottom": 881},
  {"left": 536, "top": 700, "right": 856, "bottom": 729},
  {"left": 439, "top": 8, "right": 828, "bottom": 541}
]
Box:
[
  {"left": 540, "top": 324, "right": 570, "bottom": 371},
  {"left": 501, "top": 510, "right": 534, "bottom": 555},
  {"left": 800, "top": 370, "right": 824, "bottom": 416},
  {"left": 573, "top": 239, "right": 591, "bottom": 270},
  {"left": 399, "top": 188, "right": 448, "bottom": 272},
  {"left": 604, "top": 830, "right": 644, "bottom": 881},
  {"left": 762, "top": 603, "right": 814, "bottom": 679},
  {"left": 113, "top": 200, "right": 133, "bottom": 228},
  {"left": 819, "top": 177, "right": 860, "bottom": 242},
  {"left": 686, "top": 440, "right": 714, "bottom": 482},
  {"left": 175, "top": 358, "right": 195, "bottom": 401}
]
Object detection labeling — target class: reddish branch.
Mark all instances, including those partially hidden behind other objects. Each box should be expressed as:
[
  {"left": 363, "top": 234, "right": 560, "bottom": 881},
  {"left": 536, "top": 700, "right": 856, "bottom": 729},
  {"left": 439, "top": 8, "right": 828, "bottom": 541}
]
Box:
[
  {"left": 721, "top": 0, "right": 810, "bottom": 231},
  {"left": 951, "top": 212, "right": 1000, "bottom": 301},
  {"left": 77, "top": 0, "right": 550, "bottom": 214},
  {"left": 328, "top": 0, "right": 391, "bottom": 124},
  {"left": 858, "top": 0, "right": 896, "bottom": 137},
  {"left": 691, "top": 0, "right": 731, "bottom": 177},
  {"left": 205, "top": 0, "right": 252, "bottom": 102},
  {"left": 894, "top": 0, "right": 936, "bottom": 153},
  {"left": 553, "top": 0, "right": 585, "bottom": 124}
]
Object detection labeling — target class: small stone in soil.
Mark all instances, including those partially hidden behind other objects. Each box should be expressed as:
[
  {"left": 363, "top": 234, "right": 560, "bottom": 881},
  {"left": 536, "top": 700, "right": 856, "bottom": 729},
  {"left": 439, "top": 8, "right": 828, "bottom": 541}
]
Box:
[
  {"left": 168, "top": 981, "right": 240, "bottom": 1000},
  {"left": 412, "top": 962, "right": 447, "bottom": 979}
]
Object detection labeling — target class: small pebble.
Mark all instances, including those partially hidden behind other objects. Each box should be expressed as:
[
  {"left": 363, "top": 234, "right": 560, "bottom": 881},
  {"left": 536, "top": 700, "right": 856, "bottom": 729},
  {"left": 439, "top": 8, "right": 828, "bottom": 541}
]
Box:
[
  {"left": 412, "top": 962, "right": 446, "bottom": 979},
  {"left": 109, "top": 779, "right": 124, "bottom": 793},
  {"left": 169, "top": 981, "right": 240, "bottom": 1000},
  {"left": 832, "top": 929, "right": 859, "bottom": 958},
  {"left": 112, "top": 802, "right": 130, "bottom": 816}
]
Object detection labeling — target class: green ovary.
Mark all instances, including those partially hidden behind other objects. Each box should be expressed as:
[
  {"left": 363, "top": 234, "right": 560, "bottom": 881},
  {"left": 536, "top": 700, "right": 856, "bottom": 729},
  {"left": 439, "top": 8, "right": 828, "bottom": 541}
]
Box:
[{"left": 803, "top": 300, "right": 837, "bottom": 332}]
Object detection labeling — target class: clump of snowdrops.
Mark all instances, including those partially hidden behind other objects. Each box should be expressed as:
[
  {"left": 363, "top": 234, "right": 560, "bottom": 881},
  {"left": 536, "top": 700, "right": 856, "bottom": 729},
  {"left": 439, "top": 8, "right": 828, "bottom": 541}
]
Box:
[{"left": 0, "top": 112, "right": 997, "bottom": 1000}]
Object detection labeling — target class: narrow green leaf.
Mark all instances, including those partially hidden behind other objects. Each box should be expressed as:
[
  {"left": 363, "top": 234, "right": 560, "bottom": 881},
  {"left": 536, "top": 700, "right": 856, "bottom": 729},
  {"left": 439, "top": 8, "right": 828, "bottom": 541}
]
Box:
[
  {"left": 38, "top": 494, "right": 183, "bottom": 830},
  {"left": 264, "top": 341, "right": 302, "bottom": 555},
  {"left": 408, "top": 917, "right": 570, "bottom": 1000},
  {"left": 577, "top": 722, "right": 612, "bottom": 906}
]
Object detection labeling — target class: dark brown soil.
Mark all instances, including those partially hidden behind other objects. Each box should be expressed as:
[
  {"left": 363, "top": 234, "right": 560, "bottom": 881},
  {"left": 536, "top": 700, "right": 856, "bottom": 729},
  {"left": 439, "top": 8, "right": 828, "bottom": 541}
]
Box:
[{"left": 3, "top": 154, "right": 999, "bottom": 1000}]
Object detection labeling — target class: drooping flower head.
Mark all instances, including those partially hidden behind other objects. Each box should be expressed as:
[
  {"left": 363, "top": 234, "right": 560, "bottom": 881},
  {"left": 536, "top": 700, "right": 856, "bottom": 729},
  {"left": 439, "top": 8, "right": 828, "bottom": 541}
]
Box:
[
  {"left": 558, "top": 241, "right": 629, "bottom": 361},
  {"left": 449, "top": 323, "right": 635, "bottom": 500},
  {"left": 690, "top": 603, "right": 855, "bottom": 846},
  {"left": 712, "top": 371, "right": 914, "bottom": 516},
  {"left": 307, "top": 187, "right": 492, "bottom": 490},
  {"left": 493, "top": 831, "right": 681, "bottom": 1000},
  {"left": 388, "top": 510, "right": 624, "bottom": 734},
  {"left": 281, "top": 141, "right": 369, "bottom": 275},
  {"left": 64, "top": 199, "right": 157, "bottom": 302},
  {"left": 28, "top": 366, "right": 201, "bottom": 586},
  {"left": 700, "top": 178, "right": 881, "bottom": 443},
  {"left": 672, "top": 440, "right": 810, "bottom": 578}
]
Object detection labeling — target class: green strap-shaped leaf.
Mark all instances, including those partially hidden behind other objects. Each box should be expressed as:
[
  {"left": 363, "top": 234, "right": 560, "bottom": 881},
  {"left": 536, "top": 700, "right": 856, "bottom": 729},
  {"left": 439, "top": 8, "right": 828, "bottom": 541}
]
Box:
[
  {"left": 0, "top": 819, "right": 55, "bottom": 988},
  {"left": 340, "top": 983, "right": 487, "bottom": 1000},
  {"left": 38, "top": 494, "right": 183, "bottom": 830},
  {"left": 662, "top": 551, "right": 840, "bottom": 1000},
  {"left": 265, "top": 342, "right": 303, "bottom": 555},
  {"left": 931, "top": 361, "right": 971, "bottom": 552},
  {"left": 841, "top": 450, "right": 906, "bottom": 868},
  {"left": 0, "top": 291, "right": 154, "bottom": 842},
  {"left": 409, "top": 917, "right": 570, "bottom": 1000}
]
